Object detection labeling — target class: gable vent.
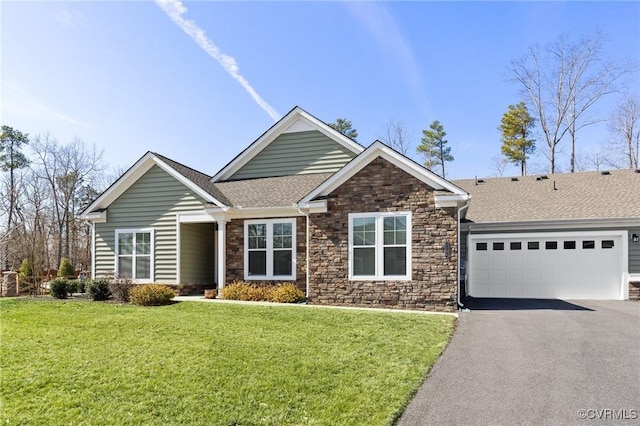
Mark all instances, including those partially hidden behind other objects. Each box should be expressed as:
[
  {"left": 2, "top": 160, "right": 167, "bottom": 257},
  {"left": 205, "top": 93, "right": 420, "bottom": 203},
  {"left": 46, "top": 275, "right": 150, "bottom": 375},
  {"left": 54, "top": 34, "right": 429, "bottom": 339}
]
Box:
[
  {"left": 601, "top": 171, "right": 611, "bottom": 175},
  {"left": 511, "top": 177, "right": 519, "bottom": 181}
]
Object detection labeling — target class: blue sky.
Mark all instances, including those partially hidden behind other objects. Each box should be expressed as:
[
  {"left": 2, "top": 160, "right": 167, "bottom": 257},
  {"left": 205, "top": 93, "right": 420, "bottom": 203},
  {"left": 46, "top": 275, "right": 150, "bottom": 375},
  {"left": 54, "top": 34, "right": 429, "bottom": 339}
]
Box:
[{"left": 2, "top": 1, "right": 639, "bottom": 181}]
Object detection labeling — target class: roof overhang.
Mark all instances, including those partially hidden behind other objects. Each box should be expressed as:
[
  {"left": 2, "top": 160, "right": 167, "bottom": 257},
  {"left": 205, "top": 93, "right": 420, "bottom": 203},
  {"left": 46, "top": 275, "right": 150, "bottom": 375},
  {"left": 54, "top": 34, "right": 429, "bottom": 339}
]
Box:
[
  {"left": 211, "top": 106, "right": 364, "bottom": 182},
  {"left": 204, "top": 202, "right": 327, "bottom": 220},
  {"left": 80, "top": 152, "right": 227, "bottom": 221},
  {"left": 462, "top": 217, "right": 640, "bottom": 233},
  {"left": 298, "top": 141, "right": 469, "bottom": 206}
]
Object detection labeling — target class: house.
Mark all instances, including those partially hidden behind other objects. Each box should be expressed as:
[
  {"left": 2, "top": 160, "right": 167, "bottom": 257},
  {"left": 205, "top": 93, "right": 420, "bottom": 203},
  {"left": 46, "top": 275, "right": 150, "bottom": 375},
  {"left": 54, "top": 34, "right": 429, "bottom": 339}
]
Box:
[
  {"left": 81, "top": 107, "right": 469, "bottom": 311},
  {"left": 80, "top": 107, "right": 640, "bottom": 311},
  {"left": 454, "top": 172, "right": 640, "bottom": 302}
]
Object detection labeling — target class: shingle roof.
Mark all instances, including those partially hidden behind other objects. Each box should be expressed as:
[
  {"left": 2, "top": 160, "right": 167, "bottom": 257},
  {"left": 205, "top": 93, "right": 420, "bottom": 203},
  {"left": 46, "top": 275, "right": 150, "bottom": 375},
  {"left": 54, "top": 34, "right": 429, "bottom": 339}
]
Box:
[
  {"left": 214, "top": 173, "right": 334, "bottom": 208},
  {"left": 453, "top": 169, "right": 640, "bottom": 223},
  {"left": 152, "top": 152, "right": 232, "bottom": 205}
]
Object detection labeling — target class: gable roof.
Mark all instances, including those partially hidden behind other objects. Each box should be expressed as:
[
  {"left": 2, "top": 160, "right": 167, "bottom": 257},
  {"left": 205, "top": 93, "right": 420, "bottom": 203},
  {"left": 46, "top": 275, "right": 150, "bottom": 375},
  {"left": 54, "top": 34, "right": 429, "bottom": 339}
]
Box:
[
  {"left": 453, "top": 169, "right": 640, "bottom": 224},
  {"left": 299, "top": 141, "right": 469, "bottom": 206},
  {"left": 211, "top": 106, "right": 364, "bottom": 182},
  {"left": 80, "top": 152, "right": 229, "bottom": 217}
]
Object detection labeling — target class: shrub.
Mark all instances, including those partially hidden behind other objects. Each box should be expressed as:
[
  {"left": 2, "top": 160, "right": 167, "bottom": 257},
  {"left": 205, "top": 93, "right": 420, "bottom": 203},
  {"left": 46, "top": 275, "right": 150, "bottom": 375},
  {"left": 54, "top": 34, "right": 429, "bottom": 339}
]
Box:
[
  {"left": 109, "top": 278, "right": 136, "bottom": 303},
  {"left": 58, "top": 257, "right": 74, "bottom": 277},
  {"left": 49, "top": 278, "right": 69, "bottom": 299},
  {"left": 267, "top": 283, "right": 305, "bottom": 303},
  {"left": 18, "top": 258, "right": 33, "bottom": 279},
  {"left": 130, "top": 284, "right": 175, "bottom": 306},
  {"left": 87, "top": 278, "right": 111, "bottom": 301},
  {"left": 66, "top": 280, "right": 78, "bottom": 294},
  {"left": 221, "top": 281, "right": 305, "bottom": 303}
]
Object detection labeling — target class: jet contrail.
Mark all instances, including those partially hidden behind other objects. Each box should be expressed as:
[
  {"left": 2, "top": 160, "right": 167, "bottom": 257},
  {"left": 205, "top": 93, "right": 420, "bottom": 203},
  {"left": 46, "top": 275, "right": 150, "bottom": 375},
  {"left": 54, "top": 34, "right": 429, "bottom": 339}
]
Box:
[{"left": 156, "top": 0, "right": 280, "bottom": 121}]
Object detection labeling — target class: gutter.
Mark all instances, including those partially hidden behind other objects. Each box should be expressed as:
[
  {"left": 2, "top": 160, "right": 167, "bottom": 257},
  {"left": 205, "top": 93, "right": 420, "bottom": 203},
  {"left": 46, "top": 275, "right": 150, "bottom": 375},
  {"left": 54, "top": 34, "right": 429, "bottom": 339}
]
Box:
[
  {"left": 297, "top": 208, "right": 311, "bottom": 299},
  {"left": 457, "top": 198, "right": 471, "bottom": 310}
]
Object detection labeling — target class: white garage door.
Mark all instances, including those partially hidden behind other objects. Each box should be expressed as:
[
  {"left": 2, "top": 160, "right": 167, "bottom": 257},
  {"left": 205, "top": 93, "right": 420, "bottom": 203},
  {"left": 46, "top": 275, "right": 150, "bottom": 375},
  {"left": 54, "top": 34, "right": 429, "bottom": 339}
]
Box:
[{"left": 468, "top": 231, "right": 627, "bottom": 300}]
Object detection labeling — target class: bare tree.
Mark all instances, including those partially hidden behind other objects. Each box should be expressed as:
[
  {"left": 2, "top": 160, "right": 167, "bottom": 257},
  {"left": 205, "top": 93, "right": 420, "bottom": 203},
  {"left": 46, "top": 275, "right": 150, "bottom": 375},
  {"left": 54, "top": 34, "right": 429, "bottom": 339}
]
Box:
[
  {"left": 489, "top": 155, "right": 509, "bottom": 177},
  {"left": 510, "top": 32, "right": 630, "bottom": 173},
  {"left": 380, "top": 119, "right": 412, "bottom": 155},
  {"left": 608, "top": 94, "right": 640, "bottom": 169},
  {"left": 31, "top": 133, "right": 105, "bottom": 267}
]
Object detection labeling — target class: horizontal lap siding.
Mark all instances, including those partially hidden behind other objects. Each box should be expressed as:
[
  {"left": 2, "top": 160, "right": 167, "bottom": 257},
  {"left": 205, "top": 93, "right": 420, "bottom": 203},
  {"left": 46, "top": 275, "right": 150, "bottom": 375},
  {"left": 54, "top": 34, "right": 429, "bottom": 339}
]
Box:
[
  {"left": 630, "top": 228, "right": 640, "bottom": 274},
  {"left": 95, "top": 165, "right": 208, "bottom": 283},
  {"left": 230, "top": 131, "right": 356, "bottom": 180},
  {"left": 180, "top": 223, "right": 215, "bottom": 284}
]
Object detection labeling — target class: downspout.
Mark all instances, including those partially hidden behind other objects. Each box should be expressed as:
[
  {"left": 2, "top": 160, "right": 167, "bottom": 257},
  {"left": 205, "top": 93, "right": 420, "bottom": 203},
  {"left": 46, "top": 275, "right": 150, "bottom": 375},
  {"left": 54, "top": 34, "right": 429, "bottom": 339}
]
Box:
[
  {"left": 298, "top": 208, "right": 310, "bottom": 299},
  {"left": 457, "top": 198, "right": 471, "bottom": 310}
]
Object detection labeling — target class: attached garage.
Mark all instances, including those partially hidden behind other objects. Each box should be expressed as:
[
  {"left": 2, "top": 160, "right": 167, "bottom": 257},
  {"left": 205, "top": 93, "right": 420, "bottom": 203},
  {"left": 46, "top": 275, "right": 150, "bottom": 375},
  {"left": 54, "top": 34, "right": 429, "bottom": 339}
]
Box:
[{"left": 467, "top": 231, "right": 628, "bottom": 300}]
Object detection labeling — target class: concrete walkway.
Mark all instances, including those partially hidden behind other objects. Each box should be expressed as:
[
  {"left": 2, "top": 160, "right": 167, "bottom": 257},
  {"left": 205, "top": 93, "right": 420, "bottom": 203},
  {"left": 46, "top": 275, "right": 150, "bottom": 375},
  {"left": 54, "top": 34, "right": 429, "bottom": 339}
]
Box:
[{"left": 398, "top": 300, "right": 640, "bottom": 425}]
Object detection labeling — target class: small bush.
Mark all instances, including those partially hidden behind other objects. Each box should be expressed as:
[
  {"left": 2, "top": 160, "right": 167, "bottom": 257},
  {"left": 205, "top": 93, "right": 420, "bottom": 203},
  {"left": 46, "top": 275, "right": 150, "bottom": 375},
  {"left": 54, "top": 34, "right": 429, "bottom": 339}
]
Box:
[
  {"left": 49, "top": 278, "right": 69, "bottom": 299},
  {"left": 221, "top": 281, "right": 305, "bottom": 303},
  {"left": 58, "top": 257, "right": 74, "bottom": 277},
  {"left": 66, "top": 280, "right": 78, "bottom": 294},
  {"left": 87, "top": 278, "right": 111, "bottom": 301},
  {"left": 18, "top": 258, "right": 33, "bottom": 279},
  {"left": 109, "top": 279, "right": 137, "bottom": 303},
  {"left": 130, "top": 284, "right": 175, "bottom": 306},
  {"left": 267, "top": 283, "right": 305, "bottom": 303}
]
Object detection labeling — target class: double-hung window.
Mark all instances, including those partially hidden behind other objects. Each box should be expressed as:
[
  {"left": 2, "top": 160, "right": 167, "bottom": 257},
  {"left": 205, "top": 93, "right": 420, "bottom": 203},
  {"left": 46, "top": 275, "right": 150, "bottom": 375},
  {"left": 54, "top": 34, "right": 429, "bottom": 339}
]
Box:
[
  {"left": 244, "top": 219, "right": 296, "bottom": 280},
  {"left": 115, "top": 229, "right": 153, "bottom": 281},
  {"left": 349, "top": 212, "right": 411, "bottom": 280}
]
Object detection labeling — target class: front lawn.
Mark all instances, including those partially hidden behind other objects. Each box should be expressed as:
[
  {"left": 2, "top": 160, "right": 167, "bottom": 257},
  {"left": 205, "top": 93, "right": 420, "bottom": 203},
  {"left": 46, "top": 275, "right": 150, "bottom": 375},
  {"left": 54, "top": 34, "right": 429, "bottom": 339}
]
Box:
[{"left": 0, "top": 299, "right": 455, "bottom": 425}]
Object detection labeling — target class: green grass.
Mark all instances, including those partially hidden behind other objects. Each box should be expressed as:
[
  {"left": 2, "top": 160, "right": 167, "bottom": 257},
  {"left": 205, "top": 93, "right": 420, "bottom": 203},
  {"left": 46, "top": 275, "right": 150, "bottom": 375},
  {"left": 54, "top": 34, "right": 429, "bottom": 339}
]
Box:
[{"left": 0, "top": 298, "right": 455, "bottom": 426}]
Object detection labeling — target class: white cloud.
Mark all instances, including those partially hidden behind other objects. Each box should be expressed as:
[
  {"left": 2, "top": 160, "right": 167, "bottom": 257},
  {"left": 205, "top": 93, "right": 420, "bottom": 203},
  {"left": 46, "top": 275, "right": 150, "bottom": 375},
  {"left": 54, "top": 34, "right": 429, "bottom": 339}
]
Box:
[
  {"left": 51, "top": 7, "right": 87, "bottom": 29},
  {"left": 1, "top": 80, "right": 87, "bottom": 128},
  {"left": 156, "top": 0, "right": 280, "bottom": 122}
]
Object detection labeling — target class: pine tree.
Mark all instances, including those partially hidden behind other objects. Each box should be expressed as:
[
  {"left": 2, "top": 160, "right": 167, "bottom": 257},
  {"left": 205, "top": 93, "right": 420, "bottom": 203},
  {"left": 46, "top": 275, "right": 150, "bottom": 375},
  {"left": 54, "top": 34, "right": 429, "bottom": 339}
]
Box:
[
  {"left": 328, "top": 118, "right": 358, "bottom": 141},
  {"left": 499, "top": 102, "right": 536, "bottom": 176},
  {"left": 417, "top": 120, "right": 453, "bottom": 178}
]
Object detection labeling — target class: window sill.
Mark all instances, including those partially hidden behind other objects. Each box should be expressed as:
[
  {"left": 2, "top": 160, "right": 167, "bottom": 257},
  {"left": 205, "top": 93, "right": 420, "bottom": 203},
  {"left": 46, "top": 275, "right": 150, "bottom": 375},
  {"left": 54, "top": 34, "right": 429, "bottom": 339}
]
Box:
[{"left": 349, "top": 275, "right": 411, "bottom": 281}]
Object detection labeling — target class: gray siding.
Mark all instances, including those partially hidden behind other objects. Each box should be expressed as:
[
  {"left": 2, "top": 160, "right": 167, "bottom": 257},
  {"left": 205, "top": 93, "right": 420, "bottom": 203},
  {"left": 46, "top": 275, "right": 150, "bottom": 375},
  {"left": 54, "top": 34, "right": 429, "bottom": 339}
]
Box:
[
  {"left": 464, "top": 227, "right": 640, "bottom": 273},
  {"left": 180, "top": 223, "right": 215, "bottom": 284},
  {"left": 95, "top": 165, "right": 208, "bottom": 283},
  {"left": 230, "top": 130, "right": 356, "bottom": 180}
]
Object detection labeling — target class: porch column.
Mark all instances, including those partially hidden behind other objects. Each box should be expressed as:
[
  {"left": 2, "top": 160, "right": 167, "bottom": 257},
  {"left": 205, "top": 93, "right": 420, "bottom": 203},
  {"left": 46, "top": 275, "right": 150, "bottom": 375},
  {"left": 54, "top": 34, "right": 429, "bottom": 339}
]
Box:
[{"left": 216, "top": 219, "right": 228, "bottom": 291}]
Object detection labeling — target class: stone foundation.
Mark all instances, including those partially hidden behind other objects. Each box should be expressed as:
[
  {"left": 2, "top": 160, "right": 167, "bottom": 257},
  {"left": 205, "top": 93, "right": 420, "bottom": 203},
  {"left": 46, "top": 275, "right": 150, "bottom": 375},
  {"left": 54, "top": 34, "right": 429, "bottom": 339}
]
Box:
[{"left": 630, "top": 281, "right": 640, "bottom": 301}]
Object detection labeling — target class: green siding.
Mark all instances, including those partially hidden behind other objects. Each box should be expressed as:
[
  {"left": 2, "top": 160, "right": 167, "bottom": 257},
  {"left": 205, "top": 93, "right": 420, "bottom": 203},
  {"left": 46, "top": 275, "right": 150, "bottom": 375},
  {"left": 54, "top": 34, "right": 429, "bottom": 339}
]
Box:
[
  {"left": 464, "top": 227, "right": 640, "bottom": 273},
  {"left": 95, "top": 165, "right": 209, "bottom": 283},
  {"left": 230, "top": 130, "right": 356, "bottom": 180},
  {"left": 180, "top": 223, "right": 215, "bottom": 284}
]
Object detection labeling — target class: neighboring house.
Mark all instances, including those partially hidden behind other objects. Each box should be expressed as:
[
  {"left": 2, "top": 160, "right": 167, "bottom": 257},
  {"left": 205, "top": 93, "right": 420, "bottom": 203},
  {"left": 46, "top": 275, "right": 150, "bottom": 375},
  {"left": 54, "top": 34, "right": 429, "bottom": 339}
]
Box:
[
  {"left": 454, "top": 172, "right": 640, "bottom": 302},
  {"left": 81, "top": 107, "right": 469, "bottom": 311},
  {"left": 80, "top": 106, "right": 640, "bottom": 311}
]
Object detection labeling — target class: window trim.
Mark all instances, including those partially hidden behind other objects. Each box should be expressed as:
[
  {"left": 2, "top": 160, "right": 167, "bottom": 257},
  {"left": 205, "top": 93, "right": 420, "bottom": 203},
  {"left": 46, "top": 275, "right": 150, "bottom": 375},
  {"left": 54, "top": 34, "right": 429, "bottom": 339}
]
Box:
[
  {"left": 114, "top": 228, "right": 154, "bottom": 283},
  {"left": 348, "top": 212, "right": 412, "bottom": 281},
  {"left": 243, "top": 218, "right": 296, "bottom": 281}
]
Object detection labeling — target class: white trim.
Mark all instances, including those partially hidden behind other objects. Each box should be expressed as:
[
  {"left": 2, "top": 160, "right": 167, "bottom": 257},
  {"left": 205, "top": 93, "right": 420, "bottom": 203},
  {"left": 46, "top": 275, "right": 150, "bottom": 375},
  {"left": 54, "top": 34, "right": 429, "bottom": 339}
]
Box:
[
  {"left": 463, "top": 217, "right": 640, "bottom": 232},
  {"left": 204, "top": 205, "right": 326, "bottom": 220},
  {"left": 211, "top": 107, "right": 364, "bottom": 182},
  {"left": 91, "top": 222, "right": 96, "bottom": 280},
  {"left": 177, "top": 212, "right": 214, "bottom": 223},
  {"left": 176, "top": 217, "right": 181, "bottom": 284},
  {"left": 299, "top": 141, "right": 469, "bottom": 206},
  {"left": 467, "top": 230, "right": 628, "bottom": 300},
  {"left": 114, "top": 228, "right": 155, "bottom": 283},
  {"left": 348, "top": 212, "right": 412, "bottom": 281},
  {"left": 84, "top": 210, "right": 107, "bottom": 223},
  {"left": 81, "top": 152, "right": 226, "bottom": 219},
  {"left": 217, "top": 219, "right": 227, "bottom": 289},
  {"left": 243, "top": 218, "right": 297, "bottom": 281}
]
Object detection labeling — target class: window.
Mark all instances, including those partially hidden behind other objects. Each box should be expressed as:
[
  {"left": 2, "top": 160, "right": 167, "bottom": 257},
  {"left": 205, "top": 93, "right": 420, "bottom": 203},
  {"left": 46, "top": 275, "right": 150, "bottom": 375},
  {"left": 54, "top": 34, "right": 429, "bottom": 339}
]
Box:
[
  {"left": 510, "top": 242, "right": 521, "bottom": 250},
  {"left": 582, "top": 240, "right": 595, "bottom": 249},
  {"left": 528, "top": 241, "right": 539, "bottom": 250},
  {"left": 493, "top": 242, "right": 504, "bottom": 251},
  {"left": 115, "top": 229, "right": 153, "bottom": 281},
  {"left": 349, "top": 212, "right": 411, "bottom": 280},
  {"left": 545, "top": 241, "right": 558, "bottom": 250},
  {"left": 244, "top": 219, "right": 296, "bottom": 280},
  {"left": 476, "top": 242, "right": 488, "bottom": 251},
  {"left": 602, "top": 240, "right": 615, "bottom": 249},
  {"left": 564, "top": 241, "right": 576, "bottom": 250}
]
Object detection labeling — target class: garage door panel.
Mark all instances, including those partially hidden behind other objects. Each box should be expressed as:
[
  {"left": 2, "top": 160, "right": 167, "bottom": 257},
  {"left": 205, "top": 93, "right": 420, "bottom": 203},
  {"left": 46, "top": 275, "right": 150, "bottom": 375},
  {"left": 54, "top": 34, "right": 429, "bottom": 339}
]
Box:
[{"left": 469, "top": 232, "right": 624, "bottom": 300}]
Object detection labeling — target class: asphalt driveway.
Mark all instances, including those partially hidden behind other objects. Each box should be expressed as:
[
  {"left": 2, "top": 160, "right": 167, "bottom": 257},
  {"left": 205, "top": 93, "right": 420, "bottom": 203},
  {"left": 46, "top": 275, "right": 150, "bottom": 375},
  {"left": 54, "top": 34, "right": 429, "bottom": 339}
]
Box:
[{"left": 398, "top": 300, "right": 640, "bottom": 425}]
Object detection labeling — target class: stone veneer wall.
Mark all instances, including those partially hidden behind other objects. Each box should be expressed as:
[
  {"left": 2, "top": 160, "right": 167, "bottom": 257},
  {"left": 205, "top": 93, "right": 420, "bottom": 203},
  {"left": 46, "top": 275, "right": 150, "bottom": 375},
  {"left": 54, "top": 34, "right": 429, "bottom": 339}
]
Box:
[
  {"left": 225, "top": 217, "right": 307, "bottom": 292},
  {"left": 308, "top": 157, "right": 459, "bottom": 312},
  {"left": 630, "top": 282, "right": 640, "bottom": 301}
]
